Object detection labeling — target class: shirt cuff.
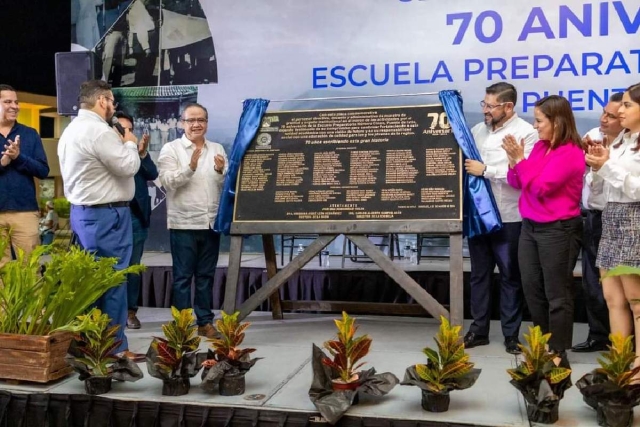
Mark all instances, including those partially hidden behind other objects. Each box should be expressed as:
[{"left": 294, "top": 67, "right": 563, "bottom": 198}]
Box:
[
  {"left": 124, "top": 141, "right": 137, "bottom": 150},
  {"left": 484, "top": 165, "right": 497, "bottom": 179},
  {"left": 184, "top": 165, "right": 196, "bottom": 177}
]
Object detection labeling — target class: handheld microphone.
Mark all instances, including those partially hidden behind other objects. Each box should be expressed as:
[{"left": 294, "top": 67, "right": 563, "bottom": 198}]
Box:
[{"left": 110, "top": 116, "right": 126, "bottom": 137}]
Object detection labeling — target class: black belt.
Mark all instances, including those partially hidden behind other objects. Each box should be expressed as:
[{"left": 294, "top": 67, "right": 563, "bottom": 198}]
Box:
[{"left": 85, "top": 201, "right": 130, "bottom": 208}]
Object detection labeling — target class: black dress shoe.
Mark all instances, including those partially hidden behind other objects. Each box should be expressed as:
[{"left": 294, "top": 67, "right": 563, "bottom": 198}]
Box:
[
  {"left": 504, "top": 336, "right": 522, "bottom": 354},
  {"left": 464, "top": 332, "right": 489, "bottom": 349},
  {"left": 571, "top": 339, "right": 608, "bottom": 353}
]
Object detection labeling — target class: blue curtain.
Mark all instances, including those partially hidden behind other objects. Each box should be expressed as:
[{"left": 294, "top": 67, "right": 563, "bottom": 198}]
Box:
[
  {"left": 439, "top": 90, "right": 502, "bottom": 238},
  {"left": 214, "top": 98, "right": 270, "bottom": 235}
]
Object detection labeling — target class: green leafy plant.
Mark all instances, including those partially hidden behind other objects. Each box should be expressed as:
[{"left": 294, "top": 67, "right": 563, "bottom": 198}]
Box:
[
  {"left": 152, "top": 307, "right": 201, "bottom": 377},
  {"left": 576, "top": 333, "right": 640, "bottom": 424},
  {"left": 507, "top": 326, "right": 573, "bottom": 423},
  {"left": 321, "top": 311, "right": 372, "bottom": 383},
  {"left": 415, "top": 316, "right": 475, "bottom": 393},
  {"left": 507, "top": 326, "right": 571, "bottom": 384},
  {"left": 53, "top": 197, "right": 71, "bottom": 218},
  {"left": 207, "top": 311, "right": 255, "bottom": 362},
  {"left": 0, "top": 234, "right": 144, "bottom": 336},
  {"left": 68, "top": 309, "right": 121, "bottom": 377},
  {"left": 595, "top": 334, "right": 640, "bottom": 389}
]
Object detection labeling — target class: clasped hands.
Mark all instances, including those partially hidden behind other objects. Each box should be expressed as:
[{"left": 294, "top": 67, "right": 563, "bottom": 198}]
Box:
[
  {"left": 190, "top": 148, "right": 225, "bottom": 174},
  {"left": 501, "top": 135, "right": 525, "bottom": 168},
  {"left": 584, "top": 137, "right": 609, "bottom": 171},
  {"left": 1, "top": 135, "right": 20, "bottom": 167}
]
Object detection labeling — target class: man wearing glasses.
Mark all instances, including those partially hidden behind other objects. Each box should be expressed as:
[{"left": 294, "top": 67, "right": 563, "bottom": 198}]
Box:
[
  {"left": 463, "top": 82, "right": 538, "bottom": 354},
  {"left": 58, "top": 79, "right": 143, "bottom": 361},
  {"left": 157, "top": 103, "right": 227, "bottom": 338},
  {"left": 114, "top": 111, "right": 158, "bottom": 330}
]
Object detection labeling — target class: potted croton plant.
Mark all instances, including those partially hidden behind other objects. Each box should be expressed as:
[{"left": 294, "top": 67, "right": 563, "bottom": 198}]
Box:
[
  {"left": 309, "top": 312, "right": 399, "bottom": 424},
  {"left": 146, "top": 307, "right": 205, "bottom": 396},
  {"left": 201, "top": 310, "right": 261, "bottom": 396},
  {"left": 401, "top": 316, "right": 481, "bottom": 412},
  {"left": 0, "top": 235, "right": 143, "bottom": 383},
  {"left": 507, "top": 325, "right": 572, "bottom": 424},
  {"left": 64, "top": 308, "right": 143, "bottom": 395},
  {"left": 322, "top": 311, "right": 372, "bottom": 392},
  {"left": 576, "top": 333, "right": 640, "bottom": 427}
]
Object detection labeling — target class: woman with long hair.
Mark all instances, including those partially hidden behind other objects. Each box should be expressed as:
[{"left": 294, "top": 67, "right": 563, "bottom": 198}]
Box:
[
  {"left": 586, "top": 83, "right": 640, "bottom": 366},
  {"left": 502, "top": 95, "right": 584, "bottom": 359}
]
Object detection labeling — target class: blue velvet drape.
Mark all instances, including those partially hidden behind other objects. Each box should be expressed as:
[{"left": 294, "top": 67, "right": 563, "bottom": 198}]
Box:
[
  {"left": 439, "top": 90, "right": 502, "bottom": 238},
  {"left": 214, "top": 98, "right": 270, "bottom": 235}
]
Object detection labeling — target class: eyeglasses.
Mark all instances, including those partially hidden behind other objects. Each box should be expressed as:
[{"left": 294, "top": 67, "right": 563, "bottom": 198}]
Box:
[
  {"left": 480, "top": 101, "right": 507, "bottom": 110},
  {"left": 102, "top": 96, "right": 118, "bottom": 109},
  {"left": 182, "top": 118, "right": 208, "bottom": 125}
]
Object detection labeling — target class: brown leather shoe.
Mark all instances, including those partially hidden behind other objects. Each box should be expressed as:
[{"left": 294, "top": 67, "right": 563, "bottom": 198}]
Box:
[
  {"left": 119, "top": 350, "right": 146, "bottom": 363},
  {"left": 197, "top": 323, "right": 219, "bottom": 339},
  {"left": 127, "top": 310, "right": 141, "bottom": 329}
]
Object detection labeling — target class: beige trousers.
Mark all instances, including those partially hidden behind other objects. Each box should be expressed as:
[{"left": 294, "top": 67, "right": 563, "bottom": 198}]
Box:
[{"left": 0, "top": 211, "right": 40, "bottom": 268}]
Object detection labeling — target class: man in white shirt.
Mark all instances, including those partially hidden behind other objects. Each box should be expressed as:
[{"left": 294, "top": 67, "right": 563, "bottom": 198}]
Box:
[
  {"left": 463, "top": 82, "right": 538, "bottom": 354},
  {"left": 158, "top": 103, "right": 227, "bottom": 338},
  {"left": 572, "top": 92, "right": 623, "bottom": 352},
  {"left": 58, "top": 79, "right": 142, "bottom": 360}
]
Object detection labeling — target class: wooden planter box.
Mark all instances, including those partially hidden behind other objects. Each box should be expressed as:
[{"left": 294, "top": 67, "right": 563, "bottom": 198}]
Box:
[{"left": 0, "top": 332, "right": 73, "bottom": 383}]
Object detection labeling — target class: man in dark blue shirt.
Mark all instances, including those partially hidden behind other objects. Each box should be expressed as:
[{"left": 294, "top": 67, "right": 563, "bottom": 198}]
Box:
[
  {"left": 0, "top": 84, "right": 49, "bottom": 266},
  {"left": 114, "top": 111, "right": 158, "bottom": 329}
]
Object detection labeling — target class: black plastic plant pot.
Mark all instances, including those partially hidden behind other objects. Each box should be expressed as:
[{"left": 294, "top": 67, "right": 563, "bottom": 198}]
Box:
[
  {"left": 527, "top": 402, "right": 559, "bottom": 424},
  {"left": 583, "top": 394, "right": 598, "bottom": 410},
  {"left": 421, "top": 390, "right": 450, "bottom": 412},
  {"left": 597, "top": 402, "right": 633, "bottom": 427},
  {"left": 162, "top": 377, "right": 190, "bottom": 396},
  {"left": 84, "top": 376, "right": 112, "bottom": 395},
  {"left": 219, "top": 372, "right": 246, "bottom": 396}
]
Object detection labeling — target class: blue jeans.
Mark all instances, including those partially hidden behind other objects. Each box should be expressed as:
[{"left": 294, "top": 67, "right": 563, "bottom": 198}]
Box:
[
  {"left": 170, "top": 229, "right": 220, "bottom": 326},
  {"left": 468, "top": 222, "right": 523, "bottom": 338},
  {"left": 71, "top": 205, "right": 132, "bottom": 353},
  {"left": 127, "top": 214, "right": 148, "bottom": 312},
  {"left": 41, "top": 231, "right": 55, "bottom": 245}
]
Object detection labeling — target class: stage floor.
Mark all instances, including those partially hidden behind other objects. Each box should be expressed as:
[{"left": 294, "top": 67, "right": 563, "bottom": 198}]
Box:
[{"left": 0, "top": 308, "right": 624, "bottom": 426}]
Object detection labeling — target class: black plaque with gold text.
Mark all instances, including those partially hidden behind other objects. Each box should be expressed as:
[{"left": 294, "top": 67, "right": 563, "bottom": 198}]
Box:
[{"left": 233, "top": 105, "right": 461, "bottom": 223}]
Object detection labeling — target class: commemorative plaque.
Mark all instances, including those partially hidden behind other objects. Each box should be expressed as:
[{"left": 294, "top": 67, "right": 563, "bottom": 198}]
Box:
[
  {"left": 233, "top": 105, "right": 461, "bottom": 224},
  {"left": 225, "top": 103, "right": 464, "bottom": 327}
]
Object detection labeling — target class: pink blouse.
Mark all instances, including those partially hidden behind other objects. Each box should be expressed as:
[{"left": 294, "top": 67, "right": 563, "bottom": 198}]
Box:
[{"left": 507, "top": 140, "right": 584, "bottom": 223}]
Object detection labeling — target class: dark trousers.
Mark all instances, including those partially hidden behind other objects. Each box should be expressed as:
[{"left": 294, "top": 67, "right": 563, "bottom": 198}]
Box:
[
  {"left": 71, "top": 205, "right": 132, "bottom": 353},
  {"left": 127, "top": 214, "right": 148, "bottom": 312},
  {"left": 519, "top": 217, "right": 582, "bottom": 352},
  {"left": 170, "top": 229, "right": 220, "bottom": 326},
  {"left": 581, "top": 210, "right": 610, "bottom": 342},
  {"left": 468, "top": 222, "right": 523, "bottom": 338}
]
